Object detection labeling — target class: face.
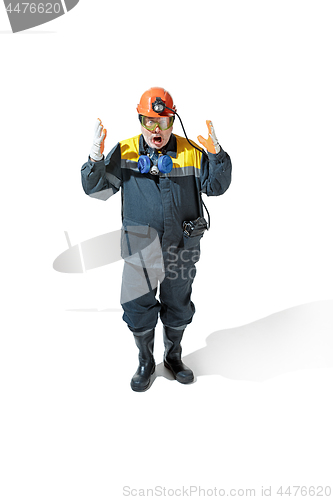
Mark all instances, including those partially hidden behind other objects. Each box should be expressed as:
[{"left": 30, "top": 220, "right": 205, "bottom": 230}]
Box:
[{"left": 140, "top": 116, "right": 173, "bottom": 150}]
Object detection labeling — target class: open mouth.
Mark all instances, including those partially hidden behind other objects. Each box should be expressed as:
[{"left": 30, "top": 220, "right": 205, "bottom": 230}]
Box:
[{"left": 152, "top": 135, "right": 163, "bottom": 147}]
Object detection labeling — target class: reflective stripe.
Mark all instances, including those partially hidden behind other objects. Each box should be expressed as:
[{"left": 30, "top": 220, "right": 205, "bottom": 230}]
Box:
[
  {"left": 160, "top": 166, "right": 200, "bottom": 178},
  {"left": 120, "top": 159, "right": 201, "bottom": 178},
  {"left": 121, "top": 159, "right": 137, "bottom": 170},
  {"left": 106, "top": 171, "right": 122, "bottom": 188}
]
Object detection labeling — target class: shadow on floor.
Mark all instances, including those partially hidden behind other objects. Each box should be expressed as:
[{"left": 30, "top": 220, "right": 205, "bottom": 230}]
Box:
[{"left": 181, "top": 300, "right": 333, "bottom": 382}]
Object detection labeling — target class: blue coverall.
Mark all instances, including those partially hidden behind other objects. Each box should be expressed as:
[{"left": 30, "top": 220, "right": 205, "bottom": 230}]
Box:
[{"left": 81, "top": 133, "right": 232, "bottom": 333}]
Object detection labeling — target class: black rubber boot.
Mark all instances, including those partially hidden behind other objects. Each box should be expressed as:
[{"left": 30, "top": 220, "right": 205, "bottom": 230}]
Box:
[
  {"left": 131, "top": 329, "right": 156, "bottom": 392},
  {"left": 163, "top": 326, "right": 194, "bottom": 384}
]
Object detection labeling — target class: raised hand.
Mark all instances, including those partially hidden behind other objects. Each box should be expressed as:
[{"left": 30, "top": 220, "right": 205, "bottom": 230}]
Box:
[
  {"left": 90, "top": 118, "right": 107, "bottom": 161},
  {"left": 197, "top": 120, "right": 221, "bottom": 154}
]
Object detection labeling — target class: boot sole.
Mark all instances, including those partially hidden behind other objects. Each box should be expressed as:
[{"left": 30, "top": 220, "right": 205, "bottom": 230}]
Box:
[
  {"left": 164, "top": 361, "right": 194, "bottom": 384},
  {"left": 130, "top": 365, "right": 156, "bottom": 392}
]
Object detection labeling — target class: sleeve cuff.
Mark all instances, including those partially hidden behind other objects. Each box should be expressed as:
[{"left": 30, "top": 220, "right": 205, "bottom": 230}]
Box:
[
  {"left": 88, "top": 154, "right": 104, "bottom": 164},
  {"left": 207, "top": 147, "right": 227, "bottom": 161}
]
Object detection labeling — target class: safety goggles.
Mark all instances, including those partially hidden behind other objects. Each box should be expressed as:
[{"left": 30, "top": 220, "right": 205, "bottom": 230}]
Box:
[{"left": 139, "top": 114, "right": 174, "bottom": 131}]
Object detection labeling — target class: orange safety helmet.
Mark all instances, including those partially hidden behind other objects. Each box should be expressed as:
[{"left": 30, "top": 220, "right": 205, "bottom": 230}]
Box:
[{"left": 137, "top": 87, "right": 177, "bottom": 117}]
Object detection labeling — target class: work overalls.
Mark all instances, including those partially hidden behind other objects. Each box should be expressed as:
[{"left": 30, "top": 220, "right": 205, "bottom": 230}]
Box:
[{"left": 81, "top": 133, "right": 232, "bottom": 332}]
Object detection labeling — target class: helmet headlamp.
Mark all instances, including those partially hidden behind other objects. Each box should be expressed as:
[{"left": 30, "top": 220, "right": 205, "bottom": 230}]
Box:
[{"left": 152, "top": 97, "right": 166, "bottom": 114}]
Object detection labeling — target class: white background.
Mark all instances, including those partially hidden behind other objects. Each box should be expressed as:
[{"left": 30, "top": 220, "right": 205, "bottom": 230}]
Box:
[{"left": 1, "top": 1, "right": 333, "bottom": 499}]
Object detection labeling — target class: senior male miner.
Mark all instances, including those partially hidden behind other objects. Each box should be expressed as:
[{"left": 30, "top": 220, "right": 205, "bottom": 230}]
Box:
[{"left": 81, "top": 87, "right": 232, "bottom": 392}]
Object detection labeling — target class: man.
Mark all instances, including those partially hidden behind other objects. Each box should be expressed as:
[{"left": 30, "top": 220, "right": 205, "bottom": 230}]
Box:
[{"left": 81, "top": 87, "right": 232, "bottom": 392}]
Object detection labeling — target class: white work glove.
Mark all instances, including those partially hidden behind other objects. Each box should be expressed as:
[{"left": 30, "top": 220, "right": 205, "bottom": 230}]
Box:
[
  {"left": 90, "top": 118, "right": 107, "bottom": 161},
  {"left": 197, "top": 120, "right": 221, "bottom": 154}
]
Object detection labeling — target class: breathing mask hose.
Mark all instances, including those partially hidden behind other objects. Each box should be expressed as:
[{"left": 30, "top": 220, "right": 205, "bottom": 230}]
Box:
[
  {"left": 161, "top": 105, "right": 207, "bottom": 158},
  {"left": 151, "top": 98, "right": 207, "bottom": 158},
  {"left": 151, "top": 97, "right": 210, "bottom": 224},
  {"left": 163, "top": 106, "right": 210, "bottom": 228},
  {"left": 173, "top": 110, "right": 208, "bottom": 158}
]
